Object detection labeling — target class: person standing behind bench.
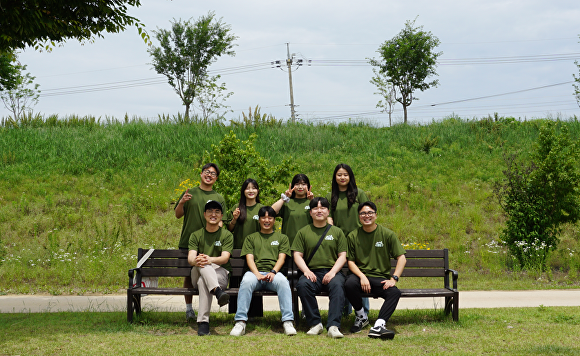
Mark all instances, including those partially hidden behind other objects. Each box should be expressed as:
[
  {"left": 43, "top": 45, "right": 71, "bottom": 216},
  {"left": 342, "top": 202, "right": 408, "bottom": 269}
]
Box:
[
  {"left": 292, "top": 197, "right": 347, "bottom": 339},
  {"left": 188, "top": 200, "right": 233, "bottom": 336},
  {"left": 230, "top": 206, "right": 297, "bottom": 336},
  {"left": 175, "top": 163, "right": 227, "bottom": 321},
  {"left": 345, "top": 201, "right": 406, "bottom": 339}
]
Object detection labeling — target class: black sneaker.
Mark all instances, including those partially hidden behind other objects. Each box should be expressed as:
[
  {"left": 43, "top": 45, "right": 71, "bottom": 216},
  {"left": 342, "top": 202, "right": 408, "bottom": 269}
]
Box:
[
  {"left": 350, "top": 315, "right": 369, "bottom": 333},
  {"left": 197, "top": 322, "right": 210, "bottom": 336},
  {"left": 368, "top": 325, "right": 395, "bottom": 339},
  {"left": 214, "top": 287, "right": 230, "bottom": 307}
]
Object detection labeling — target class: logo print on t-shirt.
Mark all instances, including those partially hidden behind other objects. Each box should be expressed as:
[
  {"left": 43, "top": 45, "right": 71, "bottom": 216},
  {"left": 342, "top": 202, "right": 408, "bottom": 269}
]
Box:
[
  {"left": 271, "top": 240, "right": 279, "bottom": 246},
  {"left": 304, "top": 206, "right": 310, "bottom": 210},
  {"left": 375, "top": 241, "right": 384, "bottom": 248},
  {"left": 214, "top": 241, "right": 222, "bottom": 247},
  {"left": 324, "top": 235, "right": 334, "bottom": 241},
  {"left": 253, "top": 215, "right": 259, "bottom": 220}
]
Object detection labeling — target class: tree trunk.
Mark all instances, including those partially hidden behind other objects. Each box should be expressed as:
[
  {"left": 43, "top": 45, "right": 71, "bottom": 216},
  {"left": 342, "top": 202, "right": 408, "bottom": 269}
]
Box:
[
  {"left": 185, "top": 104, "right": 190, "bottom": 118},
  {"left": 403, "top": 105, "right": 408, "bottom": 124}
]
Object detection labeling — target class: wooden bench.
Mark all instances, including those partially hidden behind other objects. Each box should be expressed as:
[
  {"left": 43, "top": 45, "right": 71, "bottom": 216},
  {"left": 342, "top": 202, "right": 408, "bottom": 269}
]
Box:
[
  {"left": 290, "top": 249, "right": 459, "bottom": 321},
  {"left": 127, "top": 248, "right": 293, "bottom": 322}
]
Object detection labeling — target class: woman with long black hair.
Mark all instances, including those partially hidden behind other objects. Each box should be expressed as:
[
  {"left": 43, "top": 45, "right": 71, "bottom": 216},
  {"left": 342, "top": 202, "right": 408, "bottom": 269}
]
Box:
[
  {"left": 227, "top": 178, "right": 264, "bottom": 249},
  {"left": 327, "top": 163, "right": 370, "bottom": 234}
]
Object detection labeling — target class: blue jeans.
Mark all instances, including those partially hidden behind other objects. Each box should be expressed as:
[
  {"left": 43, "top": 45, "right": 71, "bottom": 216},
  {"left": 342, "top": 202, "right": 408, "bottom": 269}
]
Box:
[{"left": 234, "top": 271, "right": 294, "bottom": 322}]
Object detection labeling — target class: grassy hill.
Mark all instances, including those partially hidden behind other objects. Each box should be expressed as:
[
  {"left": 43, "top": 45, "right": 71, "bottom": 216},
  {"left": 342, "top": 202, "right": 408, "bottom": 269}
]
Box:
[{"left": 1, "top": 115, "right": 579, "bottom": 294}]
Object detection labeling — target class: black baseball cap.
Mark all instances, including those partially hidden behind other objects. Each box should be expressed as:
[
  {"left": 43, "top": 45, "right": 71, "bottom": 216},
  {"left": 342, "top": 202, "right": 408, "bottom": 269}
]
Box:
[{"left": 204, "top": 200, "right": 223, "bottom": 212}]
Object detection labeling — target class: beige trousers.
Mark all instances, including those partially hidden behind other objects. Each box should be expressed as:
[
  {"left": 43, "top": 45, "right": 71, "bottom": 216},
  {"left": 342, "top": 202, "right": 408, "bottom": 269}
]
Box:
[{"left": 191, "top": 263, "right": 229, "bottom": 323}]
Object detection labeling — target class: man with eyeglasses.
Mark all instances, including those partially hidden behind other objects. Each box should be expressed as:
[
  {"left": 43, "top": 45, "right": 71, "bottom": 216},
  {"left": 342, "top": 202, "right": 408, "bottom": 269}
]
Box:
[
  {"left": 188, "top": 200, "right": 233, "bottom": 336},
  {"left": 292, "top": 197, "right": 347, "bottom": 339},
  {"left": 175, "top": 163, "right": 227, "bottom": 321},
  {"left": 345, "top": 201, "right": 406, "bottom": 339}
]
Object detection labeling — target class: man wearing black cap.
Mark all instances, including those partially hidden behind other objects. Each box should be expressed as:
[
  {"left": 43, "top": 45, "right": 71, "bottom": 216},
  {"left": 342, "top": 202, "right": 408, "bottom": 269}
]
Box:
[{"left": 188, "top": 200, "right": 233, "bottom": 336}]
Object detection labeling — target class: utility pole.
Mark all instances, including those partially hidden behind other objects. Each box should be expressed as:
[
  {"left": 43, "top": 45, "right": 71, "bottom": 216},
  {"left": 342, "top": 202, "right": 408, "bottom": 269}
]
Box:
[
  {"left": 272, "top": 43, "right": 307, "bottom": 122},
  {"left": 286, "top": 43, "right": 296, "bottom": 123}
]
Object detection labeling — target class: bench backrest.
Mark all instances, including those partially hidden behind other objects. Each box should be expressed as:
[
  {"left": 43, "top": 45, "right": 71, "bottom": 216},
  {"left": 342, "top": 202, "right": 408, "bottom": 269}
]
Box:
[
  {"left": 136, "top": 248, "right": 449, "bottom": 281},
  {"left": 136, "top": 248, "right": 247, "bottom": 279}
]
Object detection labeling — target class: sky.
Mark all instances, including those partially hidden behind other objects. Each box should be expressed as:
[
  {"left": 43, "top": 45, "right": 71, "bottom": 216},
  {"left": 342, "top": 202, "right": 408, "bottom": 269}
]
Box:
[{"left": 4, "top": 0, "right": 580, "bottom": 125}]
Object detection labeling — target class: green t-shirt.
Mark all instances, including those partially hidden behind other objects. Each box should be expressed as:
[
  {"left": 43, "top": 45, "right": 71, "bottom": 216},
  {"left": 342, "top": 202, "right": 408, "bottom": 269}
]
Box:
[
  {"left": 326, "top": 189, "right": 369, "bottom": 236},
  {"left": 291, "top": 223, "right": 347, "bottom": 270},
  {"left": 241, "top": 231, "right": 290, "bottom": 272},
  {"left": 279, "top": 198, "right": 313, "bottom": 245},
  {"left": 188, "top": 227, "right": 234, "bottom": 272},
  {"left": 347, "top": 225, "right": 406, "bottom": 279},
  {"left": 226, "top": 203, "right": 264, "bottom": 249},
  {"left": 176, "top": 186, "right": 227, "bottom": 249}
]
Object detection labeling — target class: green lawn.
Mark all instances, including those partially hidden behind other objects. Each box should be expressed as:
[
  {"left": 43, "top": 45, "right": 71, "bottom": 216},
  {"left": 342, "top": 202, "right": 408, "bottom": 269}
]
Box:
[{"left": 2, "top": 307, "right": 580, "bottom": 355}]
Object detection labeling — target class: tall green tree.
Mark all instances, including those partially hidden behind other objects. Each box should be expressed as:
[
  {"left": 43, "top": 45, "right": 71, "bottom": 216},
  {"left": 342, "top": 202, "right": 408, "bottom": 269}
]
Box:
[
  {"left": 494, "top": 121, "right": 580, "bottom": 270},
  {"left": 0, "top": 0, "right": 148, "bottom": 52},
  {"left": 148, "top": 13, "right": 237, "bottom": 118},
  {"left": 369, "top": 19, "right": 442, "bottom": 124}
]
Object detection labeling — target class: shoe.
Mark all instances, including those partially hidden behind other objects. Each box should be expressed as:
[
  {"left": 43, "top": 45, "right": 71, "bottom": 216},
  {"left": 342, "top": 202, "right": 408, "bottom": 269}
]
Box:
[
  {"left": 306, "top": 323, "right": 324, "bottom": 335},
  {"left": 230, "top": 321, "right": 246, "bottom": 336},
  {"left": 197, "top": 322, "right": 210, "bottom": 336},
  {"left": 283, "top": 321, "right": 297, "bottom": 336},
  {"left": 185, "top": 309, "right": 196, "bottom": 321},
  {"left": 327, "top": 325, "right": 344, "bottom": 339},
  {"left": 350, "top": 314, "right": 369, "bottom": 333},
  {"left": 368, "top": 325, "right": 395, "bottom": 340},
  {"left": 213, "top": 287, "right": 230, "bottom": 307}
]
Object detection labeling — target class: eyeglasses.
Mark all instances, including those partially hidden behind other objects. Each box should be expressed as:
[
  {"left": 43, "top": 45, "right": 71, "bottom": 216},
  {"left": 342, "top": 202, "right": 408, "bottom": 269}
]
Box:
[
  {"left": 202, "top": 170, "right": 217, "bottom": 177},
  {"left": 359, "top": 211, "right": 376, "bottom": 217}
]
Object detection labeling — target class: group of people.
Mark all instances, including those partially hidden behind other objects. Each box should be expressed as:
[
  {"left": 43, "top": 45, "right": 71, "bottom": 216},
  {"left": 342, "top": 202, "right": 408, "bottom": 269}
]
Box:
[{"left": 175, "top": 162, "right": 407, "bottom": 339}]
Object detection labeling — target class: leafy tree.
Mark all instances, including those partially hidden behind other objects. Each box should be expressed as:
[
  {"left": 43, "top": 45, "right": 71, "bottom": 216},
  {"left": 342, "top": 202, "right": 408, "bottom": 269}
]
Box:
[
  {"left": 195, "top": 75, "right": 233, "bottom": 121},
  {"left": 0, "top": 0, "right": 148, "bottom": 52},
  {"left": 370, "top": 67, "right": 397, "bottom": 127},
  {"left": 0, "top": 61, "right": 40, "bottom": 119},
  {"left": 369, "top": 19, "right": 442, "bottom": 124},
  {"left": 202, "top": 131, "right": 295, "bottom": 210},
  {"left": 148, "top": 13, "right": 237, "bottom": 118},
  {"left": 494, "top": 121, "right": 580, "bottom": 270},
  {"left": 0, "top": 51, "right": 18, "bottom": 92}
]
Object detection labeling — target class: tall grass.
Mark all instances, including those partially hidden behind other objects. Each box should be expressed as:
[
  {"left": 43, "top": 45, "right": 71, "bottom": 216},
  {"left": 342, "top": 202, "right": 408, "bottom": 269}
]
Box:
[{"left": 1, "top": 114, "right": 579, "bottom": 294}]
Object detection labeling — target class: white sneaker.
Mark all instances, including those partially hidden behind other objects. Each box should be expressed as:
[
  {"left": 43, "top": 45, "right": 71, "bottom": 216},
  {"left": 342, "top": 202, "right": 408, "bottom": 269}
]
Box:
[
  {"left": 230, "top": 321, "right": 246, "bottom": 336},
  {"left": 327, "top": 325, "right": 344, "bottom": 339},
  {"left": 306, "top": 323, "right": 324, "bottom": 335},
  {"left": 283, "top": 321, "right": 297, "bottom": 336}
]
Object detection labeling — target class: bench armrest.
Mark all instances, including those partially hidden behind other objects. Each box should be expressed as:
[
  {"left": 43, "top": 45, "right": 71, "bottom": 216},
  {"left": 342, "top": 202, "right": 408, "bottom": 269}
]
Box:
[
  {"left": 128, "top": 268, "right": 141, "bottom": 289},
  {"left": 445, "top": 268, "right": 459, "bottom": 290}
]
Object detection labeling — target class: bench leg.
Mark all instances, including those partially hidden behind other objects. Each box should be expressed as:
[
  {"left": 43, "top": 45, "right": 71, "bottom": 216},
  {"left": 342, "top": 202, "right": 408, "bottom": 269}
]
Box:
[
  {"left": 453, "top": 294, "right": 459, "bottom": 321},
  {"left": 127, "top": 290, "right": 134, "bottom": 323}
]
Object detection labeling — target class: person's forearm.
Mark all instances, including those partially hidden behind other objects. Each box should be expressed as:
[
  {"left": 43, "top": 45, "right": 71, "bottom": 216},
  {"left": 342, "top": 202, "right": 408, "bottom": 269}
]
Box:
[{"left": 329, "top": 253, "right": 346, "bottom": 275}]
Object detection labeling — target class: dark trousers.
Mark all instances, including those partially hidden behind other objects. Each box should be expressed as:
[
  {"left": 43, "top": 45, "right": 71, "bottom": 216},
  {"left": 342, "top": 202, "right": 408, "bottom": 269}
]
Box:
[
  {"left": 345, "top": 274, "right": 401, "bottom": 322},
  {"left": 296, "top": 269, "right": 345, "bottom": 329}
]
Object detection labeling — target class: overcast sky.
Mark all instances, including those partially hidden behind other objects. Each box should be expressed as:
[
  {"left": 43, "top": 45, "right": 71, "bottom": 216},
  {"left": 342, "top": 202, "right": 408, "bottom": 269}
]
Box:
[{"left": 5, "top": 0, "right": 580, "bottom": 125}]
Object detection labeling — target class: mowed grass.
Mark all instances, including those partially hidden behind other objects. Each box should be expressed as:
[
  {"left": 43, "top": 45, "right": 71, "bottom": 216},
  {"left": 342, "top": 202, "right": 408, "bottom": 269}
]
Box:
[
  {"left": 1, "top": 115, "right": 580, "bottom": 294},
  {"left": 1, "top": 307, "right": 580, "bottom": 355}
]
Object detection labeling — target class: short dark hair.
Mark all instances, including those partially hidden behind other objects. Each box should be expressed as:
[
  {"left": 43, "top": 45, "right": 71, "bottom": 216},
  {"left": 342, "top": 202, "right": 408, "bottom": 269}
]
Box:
[
  {"left": 258, "top": 206, "right": 277, "bottom": 218},
  {"left": 358, "top": 201, "right": 377, "bottom": 213},
  {"left": 309, "top": 197, "right": 330, "bottom": 210},
  {"left": 202, "top": 163, "right": 220, "bottom": 177}
]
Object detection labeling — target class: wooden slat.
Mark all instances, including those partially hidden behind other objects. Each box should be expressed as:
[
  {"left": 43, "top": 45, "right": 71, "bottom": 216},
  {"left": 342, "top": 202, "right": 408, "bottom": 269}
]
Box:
[
  {"left": 393, "top": 259, "right": 446, "bottom": 268},
  {"left": 230, "top": 259, "right": 245, "bottom": 268},
  {"left": 149, "top": 250, "right": 188, "bottom": 258},
  {"left": 404, "top": 250, "right": 446, "bottom": 258},
  {"left": 398, "top": 269, "right": 446, "bottom": 277},
  {"left": 400, "top": 288, "right": 456, "bottom": 297},
  {"left": 142, "top": 259, "right": 191, "bottom": 268},
  {"left": 141, "top": 268, "right": 191, "bottom": 277}
]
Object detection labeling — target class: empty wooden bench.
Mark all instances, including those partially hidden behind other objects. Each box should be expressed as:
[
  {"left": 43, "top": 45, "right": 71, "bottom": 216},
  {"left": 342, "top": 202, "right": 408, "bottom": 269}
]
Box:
[
  {"left": 290, "top": 249, "right": 459, "bottom": 321},
  {"left": 127, "top": 248, "right": 292, "bottom": 322}
]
